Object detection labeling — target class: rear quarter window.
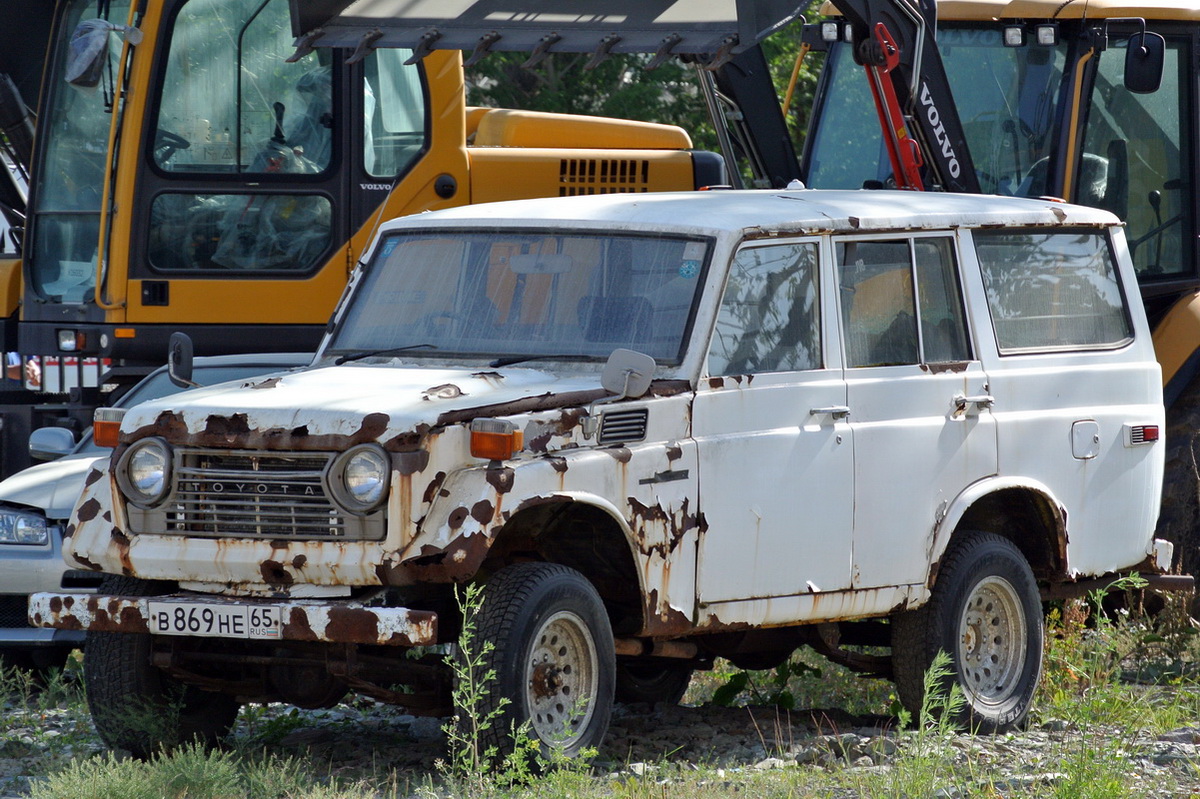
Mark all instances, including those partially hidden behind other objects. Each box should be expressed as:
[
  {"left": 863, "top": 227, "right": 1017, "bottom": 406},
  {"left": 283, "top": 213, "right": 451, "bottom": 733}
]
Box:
[{"left": 974, "top": 229, "right": 1132, "bottom": 353}]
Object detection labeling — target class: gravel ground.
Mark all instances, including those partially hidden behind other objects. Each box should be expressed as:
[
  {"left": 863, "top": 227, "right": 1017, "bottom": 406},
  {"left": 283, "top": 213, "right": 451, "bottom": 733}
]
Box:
[{"left": 4, "top": 697, "right": 1200, "bottom": 797}]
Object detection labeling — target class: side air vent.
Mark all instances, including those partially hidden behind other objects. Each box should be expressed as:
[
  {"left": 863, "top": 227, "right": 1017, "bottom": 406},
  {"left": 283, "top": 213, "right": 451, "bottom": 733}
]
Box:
[
  {"left": 598, "top": 409, "right": 648, "bottom": 444},
  {"left": 559, "top": 159, "right": 650, "bottom": 196}
]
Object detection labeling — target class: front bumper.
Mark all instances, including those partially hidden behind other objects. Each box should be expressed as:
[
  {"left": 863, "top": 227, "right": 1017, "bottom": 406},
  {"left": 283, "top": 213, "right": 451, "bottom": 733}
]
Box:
[{"left": 28, "top": 592, "right": 438, "bottom": 646}]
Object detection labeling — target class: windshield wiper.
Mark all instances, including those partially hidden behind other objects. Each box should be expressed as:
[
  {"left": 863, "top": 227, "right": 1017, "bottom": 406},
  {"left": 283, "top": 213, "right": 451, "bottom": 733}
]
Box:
[
  {"left": 333, "top": 344, "right": 437, "bottom": 365},
  {"left": 489, "top": 353, "right": 597, "bottom": 368}
]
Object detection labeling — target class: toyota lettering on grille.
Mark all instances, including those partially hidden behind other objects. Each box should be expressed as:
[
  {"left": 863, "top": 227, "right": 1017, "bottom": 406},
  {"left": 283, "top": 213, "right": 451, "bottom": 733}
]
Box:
[{"left": 181, "top": 481, "right": 321, "bottom": 497}]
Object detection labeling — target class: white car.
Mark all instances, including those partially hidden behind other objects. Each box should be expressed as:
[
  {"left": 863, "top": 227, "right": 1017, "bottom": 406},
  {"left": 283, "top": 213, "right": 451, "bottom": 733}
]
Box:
[
  {"left": 0, "top": 353, "right": 309, "bottom": 673},
  {"left": 32, "top": 189, "right": 1168, "bottom": 755}
]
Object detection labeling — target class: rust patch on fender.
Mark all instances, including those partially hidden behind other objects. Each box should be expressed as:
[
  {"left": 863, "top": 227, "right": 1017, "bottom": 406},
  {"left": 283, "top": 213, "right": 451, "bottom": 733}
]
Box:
[
  {"left": 547, "top": 456, "right": 568, "bottom": 474},
  {"left": 605, "top": 447, "right": 632, "bottom": 464},
  {"left": 395, "top": 532, "right": 492, "bottom": 583},
  {"left": 76, "top": 498, "right": 102, "bottom": 522},
  {"left": 641, "top": 588, "right": 695, "bottom": 637},
  {"left": 291, "top": 554, "right": 308, "bottom": 569},
  {"left": 85, "top": 468, "right": 105, "bottom": 487},
  {"left": 422, "top": 472, "right": 447, "bottom": 504},
  {"left": 447, "top": 507, "right": 469, "bottom": 529},
  {"left": 486, "top": 465, "right": 515, "bottom": 494},
  {"left": 111, "top": 529, "right": 130, "bottom": 547},
  {"left": 260, "top": 561, "right": 294, "bottom": 586},
  {"left": 627, "top": 497, "right": 704, "bottom": 558},
  {"left": 63, "top": 524, "right": 75, "bottom": 539},
  {"left": 666, "top": 444, "right": 683, "bottom": 461},
  {"left": 471, "top": 500, "right": 494, "bottom": 524},
  {"left": 707, "top": 377, "right": 724, "bottom": 390}
]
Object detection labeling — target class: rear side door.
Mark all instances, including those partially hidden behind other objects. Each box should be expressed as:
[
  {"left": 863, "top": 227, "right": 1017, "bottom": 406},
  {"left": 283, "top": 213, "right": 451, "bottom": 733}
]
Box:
[{"left": 836, "top": 234, "right": 998, "bottom": 590}]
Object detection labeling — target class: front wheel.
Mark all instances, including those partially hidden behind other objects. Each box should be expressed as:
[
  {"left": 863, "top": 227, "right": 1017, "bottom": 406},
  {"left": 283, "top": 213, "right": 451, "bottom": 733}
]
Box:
[
  {"left": 84, "top": 576, "right": 240, "bottom": 758},
  {"left": 891, "top": 532, "right": 1043, "bottom": 733},
  {"left": 474, "top": 563, "right": 615, "bottom": 756}
]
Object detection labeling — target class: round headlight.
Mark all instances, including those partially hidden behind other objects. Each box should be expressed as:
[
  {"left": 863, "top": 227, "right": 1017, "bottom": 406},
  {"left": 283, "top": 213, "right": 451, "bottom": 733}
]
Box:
[
  {"left": 14, "top": 513, "right": 49, "bottom": 545},
  {"left": 120, "top": 438, "right": 172, "bottom": 506},
  {"left": 330, "top": 445, "right": 389, "bottom": 513}
]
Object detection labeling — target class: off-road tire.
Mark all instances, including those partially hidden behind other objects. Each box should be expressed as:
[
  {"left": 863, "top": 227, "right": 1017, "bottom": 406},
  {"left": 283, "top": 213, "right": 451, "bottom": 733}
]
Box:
[
  {"left": 474, "top": 563, "right": 615, "bottom": 757},
  {"left": 891, "top": 532, "right": 1043, "bottom": 733},
  {"left": 84, "top": 576, "right": 240, "bottom": 758},
  {"left": 614, "top": 659, "right": 693, "bottom": 706}
]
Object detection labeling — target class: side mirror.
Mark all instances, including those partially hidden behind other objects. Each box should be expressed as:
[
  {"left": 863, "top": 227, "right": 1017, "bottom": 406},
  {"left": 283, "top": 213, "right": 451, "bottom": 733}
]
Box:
[
  {"left": 66, "top": 19, "right": 142, "bottom": 89},
  {"left": 168, "top": 331, "right": 197, "bottom": 389},
  {"left": 600, "top": 348, "right": 655, "bottom": 399},
  {"left": 29, "top": 426, "right": 77, "bottom": 462},
  {"left": 582, "top": 349, "right": 657, "bottom": 440},
  {"left": 1125, "top": 30, "right": 1165, "bottom": 94}
]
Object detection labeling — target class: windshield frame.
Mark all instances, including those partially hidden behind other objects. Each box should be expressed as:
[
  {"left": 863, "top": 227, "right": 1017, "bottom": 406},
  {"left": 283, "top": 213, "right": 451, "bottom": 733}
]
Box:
[{"left": 321, "top": 225, "right": 717, "bottom": 369}]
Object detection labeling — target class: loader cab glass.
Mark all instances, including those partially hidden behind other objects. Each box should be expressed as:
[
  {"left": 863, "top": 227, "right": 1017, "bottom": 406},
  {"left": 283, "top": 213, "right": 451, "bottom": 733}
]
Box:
[
  {"left": 806, "top": 27, "right": 1070, "bottom": 195},
  {"left": 29, "top": 0, "right": 131, "bottom": 302}
]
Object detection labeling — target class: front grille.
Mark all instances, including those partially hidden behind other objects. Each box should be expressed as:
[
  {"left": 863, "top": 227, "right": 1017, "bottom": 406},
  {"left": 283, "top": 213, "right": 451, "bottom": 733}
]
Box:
[
  {"left": 154, "top": 449, "right": 383, "bottom": 541},
  {"left": 0, "top": 595, "right": 30, "bottom": 629},
  {"left": 559, "top": 158, "right": 650, "bottom": 196}
]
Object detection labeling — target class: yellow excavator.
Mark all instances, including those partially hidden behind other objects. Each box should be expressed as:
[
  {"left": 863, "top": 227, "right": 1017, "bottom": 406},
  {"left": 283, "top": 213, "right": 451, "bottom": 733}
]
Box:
[{"left": 0, "top": 0, "right": 754, "bottom": 475}]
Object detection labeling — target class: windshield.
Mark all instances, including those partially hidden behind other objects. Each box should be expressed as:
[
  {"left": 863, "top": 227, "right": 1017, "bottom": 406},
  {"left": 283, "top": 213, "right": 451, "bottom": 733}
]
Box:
[
  {"left": 806, "top": 27, "right": 1068, "bottom": 196},
  {"left": 28, "top": 0, "right": 131, "bottom": 301},
  {"left": 327, "top": 230, "right": 711, "bottom": 365}
]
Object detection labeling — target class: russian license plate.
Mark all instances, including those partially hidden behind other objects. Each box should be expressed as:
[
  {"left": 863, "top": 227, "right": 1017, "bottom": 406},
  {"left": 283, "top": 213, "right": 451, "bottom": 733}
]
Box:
[{"left": 148, "top": 601, "right": 282, "bottom": 640}]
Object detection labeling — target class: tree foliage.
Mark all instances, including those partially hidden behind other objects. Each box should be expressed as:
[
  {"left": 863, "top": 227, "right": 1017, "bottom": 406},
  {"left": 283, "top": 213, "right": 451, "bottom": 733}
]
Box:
[{"left": 463, "top": 2, "right": 828, "bottom": 156}]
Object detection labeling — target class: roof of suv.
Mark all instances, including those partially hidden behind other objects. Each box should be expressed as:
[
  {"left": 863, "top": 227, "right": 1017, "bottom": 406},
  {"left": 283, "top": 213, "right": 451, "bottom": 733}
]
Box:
[{"left": 386, "top": 189, "right": 1119, "bottom": 239}]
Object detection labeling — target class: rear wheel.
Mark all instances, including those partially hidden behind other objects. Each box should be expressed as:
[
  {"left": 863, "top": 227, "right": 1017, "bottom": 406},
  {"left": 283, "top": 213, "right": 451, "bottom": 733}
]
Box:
[
  {"left": 892, "top": 533, "right": 1043, "bottom": 733},
  {"left": 84, "top": 576, "right": 240, "bottom": 758},
  {"left": 474, "top": 563, "right": 615, "bottom": 756}
]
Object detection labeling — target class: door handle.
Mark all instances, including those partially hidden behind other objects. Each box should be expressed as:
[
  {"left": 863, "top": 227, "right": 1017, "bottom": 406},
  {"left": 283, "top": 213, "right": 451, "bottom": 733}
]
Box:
[
  {"left": 810, "top": 405, "right": 850, "bottom": 419},
  {"left": 954, "top": 393, "right": 995, "bottom": 411}
]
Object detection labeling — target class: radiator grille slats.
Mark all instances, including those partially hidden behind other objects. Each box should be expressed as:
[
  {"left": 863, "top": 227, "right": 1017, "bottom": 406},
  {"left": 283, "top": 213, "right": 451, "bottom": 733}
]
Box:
[{"left": 156, "top": 450, "right": 382, "bottom": 541}]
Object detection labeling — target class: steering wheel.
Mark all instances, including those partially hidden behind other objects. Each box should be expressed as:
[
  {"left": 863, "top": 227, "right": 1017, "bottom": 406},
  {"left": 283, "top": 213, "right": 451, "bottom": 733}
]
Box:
[{"left": 154, "top": 129, "right": 191, "bottom": 164}]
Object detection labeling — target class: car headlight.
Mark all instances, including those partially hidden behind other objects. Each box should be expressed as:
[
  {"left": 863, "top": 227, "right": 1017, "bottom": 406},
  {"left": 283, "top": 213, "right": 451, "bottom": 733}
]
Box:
[
  {"left": 0, "top": 509, "right": 49, "bottom": 545},
  {"left": 327, "top": 444, "right": 390, "bottom": 514},
  {"left": 117, "top": 438, "right": 172, "bottom": 507}
]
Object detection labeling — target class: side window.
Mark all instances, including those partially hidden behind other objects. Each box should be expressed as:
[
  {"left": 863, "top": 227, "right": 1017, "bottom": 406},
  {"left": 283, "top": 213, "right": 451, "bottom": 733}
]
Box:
[
  {"left": 838, "top": 240, "right": 918, "bottom": 367},
  {"left": 364, "top": 49, "right": 426, "bottom": 178},
  {"left": 1082, "top": 36, "right": 1191, "bottom": 280},
  {"left": 708, "top": 243, "right": 821, "bottom": 376},
  {"left": 837, "top": 237, "right": 970, "bottom": 367},
  {"left": 975, "top": 229, "right": 1132, "bottom": 352},
  {"left": 915, "top": 239, "right": 971, "bottom": 362}
]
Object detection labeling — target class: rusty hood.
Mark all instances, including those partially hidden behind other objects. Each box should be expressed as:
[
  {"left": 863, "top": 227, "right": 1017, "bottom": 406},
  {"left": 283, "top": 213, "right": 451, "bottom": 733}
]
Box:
[{"left": 118, "top": 363, "right": 604, "bottom": 447}]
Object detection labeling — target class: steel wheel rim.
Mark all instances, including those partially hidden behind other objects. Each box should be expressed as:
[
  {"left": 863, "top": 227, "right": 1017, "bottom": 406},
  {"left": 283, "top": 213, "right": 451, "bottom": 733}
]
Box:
[
  {"left": 957, "top": 575, "right": 1027, "bottom": 707},
  {"left": 525, "top": 610, "right": 598, "bottom": 747}
]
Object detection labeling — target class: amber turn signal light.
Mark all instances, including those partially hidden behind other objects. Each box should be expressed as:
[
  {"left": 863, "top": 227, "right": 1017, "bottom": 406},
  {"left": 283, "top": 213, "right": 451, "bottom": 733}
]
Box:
[
  {"left": 93, "top": 407, "right": 127, "bottom": 448},
  {"left": 469, "top": 419, "right": 523, "bottom": 460}
]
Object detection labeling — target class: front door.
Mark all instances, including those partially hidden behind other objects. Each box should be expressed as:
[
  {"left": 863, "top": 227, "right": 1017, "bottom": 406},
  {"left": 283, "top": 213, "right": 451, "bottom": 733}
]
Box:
[{"left": 694, "top": 240, "right": 855, "bottom": 619}]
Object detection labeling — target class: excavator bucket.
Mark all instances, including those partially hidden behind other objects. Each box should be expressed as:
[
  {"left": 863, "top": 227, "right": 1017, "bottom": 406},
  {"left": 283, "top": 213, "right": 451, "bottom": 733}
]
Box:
[{"left": 288, "top": 0, "right": 806, "bottom": 59}]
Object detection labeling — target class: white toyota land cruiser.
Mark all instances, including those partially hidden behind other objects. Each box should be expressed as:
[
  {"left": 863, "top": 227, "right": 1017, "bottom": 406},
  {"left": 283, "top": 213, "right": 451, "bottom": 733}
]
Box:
[{"left": 31, "top": 189, "right": 1170, "bottom": 756}]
